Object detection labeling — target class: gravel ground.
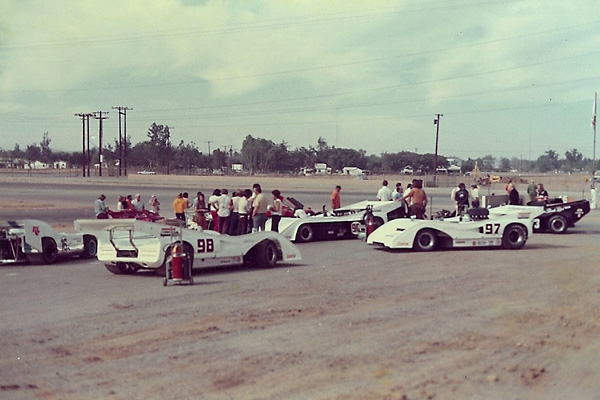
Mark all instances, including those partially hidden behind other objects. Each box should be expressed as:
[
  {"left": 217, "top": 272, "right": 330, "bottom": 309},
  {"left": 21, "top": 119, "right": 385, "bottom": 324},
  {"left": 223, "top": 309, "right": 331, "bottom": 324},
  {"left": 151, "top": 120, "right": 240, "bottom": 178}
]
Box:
[{"left": 1, "top": 174, "right": 599, "bottom": 399}]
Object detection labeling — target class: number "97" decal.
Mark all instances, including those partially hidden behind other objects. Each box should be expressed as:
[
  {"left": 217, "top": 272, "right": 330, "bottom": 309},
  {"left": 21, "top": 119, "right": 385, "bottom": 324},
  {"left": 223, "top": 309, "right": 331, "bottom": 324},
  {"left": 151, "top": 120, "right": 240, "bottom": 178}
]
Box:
[
  {"left": 484, "top": 223, "right": 500, "bottom": 234},
  {"left": 197, "top": 238, "right": 214, "bottom": 252}
]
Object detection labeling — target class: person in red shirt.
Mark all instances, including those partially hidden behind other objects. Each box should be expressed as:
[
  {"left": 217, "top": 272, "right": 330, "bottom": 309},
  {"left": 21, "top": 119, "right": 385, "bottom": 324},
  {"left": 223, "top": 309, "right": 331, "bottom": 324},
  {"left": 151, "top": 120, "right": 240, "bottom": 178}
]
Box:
[{"left": 331, "top": 185, "right": 341, "bottom": 210}]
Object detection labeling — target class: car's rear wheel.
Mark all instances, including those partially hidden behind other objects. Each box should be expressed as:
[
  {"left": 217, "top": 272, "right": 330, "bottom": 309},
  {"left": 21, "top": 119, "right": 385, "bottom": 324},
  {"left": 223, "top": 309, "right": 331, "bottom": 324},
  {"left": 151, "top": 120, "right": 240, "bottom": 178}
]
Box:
[
  {"left": 296, "top": 224, "right": 314, "bottom": 242},
  {"left": 42, "top": 238, "right": 58, "bottom": 264},
  {"left": 502, "top": 224, "right": 527, "bottom": 249},
  {"left": 245, "top": 240, "right": 279, "bottom": 268},
  {"left": 81, "top": 235, "right": 97, "bottom": 258},
  {"left": 547, "top": 214, "right": 568, "bottom": 234},
  {"left": 413, "top": 229, "right": 437, "bottom": 251}
]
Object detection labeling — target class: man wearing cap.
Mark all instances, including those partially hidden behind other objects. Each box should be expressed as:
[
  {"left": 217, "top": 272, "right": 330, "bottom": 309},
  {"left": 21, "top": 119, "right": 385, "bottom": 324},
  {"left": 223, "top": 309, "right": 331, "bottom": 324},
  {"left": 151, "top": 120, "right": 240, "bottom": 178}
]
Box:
[{"left": 94, "top": 194, "right": 109, "bottom": 219}]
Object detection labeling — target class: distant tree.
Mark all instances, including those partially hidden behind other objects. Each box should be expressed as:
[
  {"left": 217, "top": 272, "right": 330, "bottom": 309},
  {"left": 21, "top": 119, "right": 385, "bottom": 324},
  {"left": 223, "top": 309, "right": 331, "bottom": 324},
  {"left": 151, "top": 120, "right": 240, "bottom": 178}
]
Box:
[
  {"left": 480, "top": 154, "right": 496, "bottom": 171},
  {"left": 461, "top": 158, "right": 475, "bottom": 174},
  {"left": 499, "top": 157, "right": 511, "bottom": 171},
  {"left": 25, "top": 143, "right": 41, "bottom": 167},
  {"left": 11, "top": 143, "right": 24, "bottom": 159},
  {"left": 39, "top": 132, "right": 53, "bottom": 164},
  {"left": 564, "top": 148, "right": 583, "bottom": 172},
  {"left": 536, "top": 154, "right": 555, "bottom": 173}
]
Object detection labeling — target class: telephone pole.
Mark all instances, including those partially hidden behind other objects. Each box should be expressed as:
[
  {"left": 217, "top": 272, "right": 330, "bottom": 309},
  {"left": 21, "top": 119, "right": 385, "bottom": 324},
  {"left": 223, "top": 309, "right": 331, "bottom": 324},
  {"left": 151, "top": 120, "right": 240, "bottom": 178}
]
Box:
[
  {"left": 205, "top": 140, "right": 213, "bottom": 155},
  {"left": 75, "top": 113, "right": 93, "bottom": 177},
  {"left": 433, "top": 113, "right": 443, "bottom": 187},
  {"left": 112, "top": 106, "right": 132, "bottom": 176},
  {"left": 92, "top": 111, "right": 109, "bottom": 177}
]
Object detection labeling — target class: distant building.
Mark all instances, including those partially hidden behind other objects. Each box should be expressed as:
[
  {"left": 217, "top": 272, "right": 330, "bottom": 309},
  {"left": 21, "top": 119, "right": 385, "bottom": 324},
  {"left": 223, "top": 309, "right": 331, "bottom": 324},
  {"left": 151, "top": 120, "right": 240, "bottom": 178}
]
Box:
[
  {"left": 342, "top": 166, "right": 364, "bottom": 176},
  {"left": 232, "top": 163, "right": 243, "bottom": 173}
]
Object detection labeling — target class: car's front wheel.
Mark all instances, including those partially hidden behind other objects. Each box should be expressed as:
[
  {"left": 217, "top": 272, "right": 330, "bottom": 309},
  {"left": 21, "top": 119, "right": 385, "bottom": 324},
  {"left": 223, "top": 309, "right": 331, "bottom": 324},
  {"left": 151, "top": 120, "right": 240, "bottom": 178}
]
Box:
[{"left": 502, "top": 224, "right": 527, "bottom": 249}]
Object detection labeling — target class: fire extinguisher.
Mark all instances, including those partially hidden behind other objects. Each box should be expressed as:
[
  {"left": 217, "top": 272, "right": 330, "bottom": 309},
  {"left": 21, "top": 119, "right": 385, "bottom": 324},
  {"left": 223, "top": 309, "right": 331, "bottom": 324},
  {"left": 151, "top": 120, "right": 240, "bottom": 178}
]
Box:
[
  {"left": 171, "top": 244, "right": 184, "bottom": 280},
  {"left": 365, "top": 205, "right": 376, "bottom": 238}
]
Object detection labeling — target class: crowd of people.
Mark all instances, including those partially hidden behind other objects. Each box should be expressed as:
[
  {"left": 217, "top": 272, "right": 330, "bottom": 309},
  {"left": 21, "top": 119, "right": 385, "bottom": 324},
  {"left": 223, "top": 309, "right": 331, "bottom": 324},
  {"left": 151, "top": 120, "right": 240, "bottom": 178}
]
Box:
[{"left": 93, "top": 178, "right": 552, "bottom": 227}]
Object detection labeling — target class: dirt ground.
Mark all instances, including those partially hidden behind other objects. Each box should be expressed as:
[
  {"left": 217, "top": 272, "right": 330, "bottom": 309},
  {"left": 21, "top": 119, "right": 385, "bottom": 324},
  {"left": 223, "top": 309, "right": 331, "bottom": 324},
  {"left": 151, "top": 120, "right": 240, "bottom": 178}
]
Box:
[{"left": 1, "top": 173, "right": 599, "bottom": 400}]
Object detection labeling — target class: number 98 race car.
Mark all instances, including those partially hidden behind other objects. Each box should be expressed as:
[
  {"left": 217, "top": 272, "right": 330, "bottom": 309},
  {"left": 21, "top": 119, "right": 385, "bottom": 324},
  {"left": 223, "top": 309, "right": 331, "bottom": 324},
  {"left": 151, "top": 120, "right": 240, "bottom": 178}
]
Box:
[
  {"left": 74, "top": 218, "right": 301, "bottom": 276},
  {"left": 367, "top": 205, "right": 545, "bottom": 251}
]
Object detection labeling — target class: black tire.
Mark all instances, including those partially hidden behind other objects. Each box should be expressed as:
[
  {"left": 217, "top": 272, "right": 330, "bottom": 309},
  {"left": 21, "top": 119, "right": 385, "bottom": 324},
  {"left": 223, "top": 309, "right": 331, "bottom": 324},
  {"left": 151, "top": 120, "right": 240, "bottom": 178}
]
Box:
[
  {"left": 413, "top": 229, "right": 437, "bottom": 252},
  {"left": 296, "top": 224, "right": 315, "bottom": 242},
  {"left": 245, "top": 240, "right": 279, "bottom": 268},
  {"left": 546, "top": 214, "right": 568, "bottom": 234},
  {"left": 81, "top": 235, "right": 98, "bottom": 259},
  {"left": 42, "top": 239, "right": 58, "bottom": 264},
  {"left": 104, "top": 262, "right": 138, "bottom": 275},
  {"left": 502, "top": 224, "right": 527, "bottom": 249}
]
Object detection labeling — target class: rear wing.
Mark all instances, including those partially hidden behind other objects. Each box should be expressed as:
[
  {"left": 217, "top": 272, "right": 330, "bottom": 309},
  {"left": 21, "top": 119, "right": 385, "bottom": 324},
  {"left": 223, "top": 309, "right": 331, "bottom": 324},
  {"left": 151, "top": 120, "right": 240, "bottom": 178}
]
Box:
[{"left": 75, "top": 218, "right": 185, "bottom": 238}]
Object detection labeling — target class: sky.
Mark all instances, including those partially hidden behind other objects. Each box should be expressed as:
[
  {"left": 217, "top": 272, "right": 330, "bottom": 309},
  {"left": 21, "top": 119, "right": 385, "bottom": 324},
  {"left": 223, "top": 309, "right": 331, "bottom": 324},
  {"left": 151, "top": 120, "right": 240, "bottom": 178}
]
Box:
[{"left": 1, "top": 0, "right": 599, "bottom": 161}]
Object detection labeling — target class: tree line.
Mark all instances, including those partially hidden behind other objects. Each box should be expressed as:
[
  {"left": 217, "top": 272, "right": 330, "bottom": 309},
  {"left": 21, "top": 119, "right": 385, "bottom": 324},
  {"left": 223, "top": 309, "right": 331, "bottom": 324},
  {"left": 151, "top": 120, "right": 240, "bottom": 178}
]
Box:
[{"left": 0, "top": 124, "right": 597, "bottom": 175}]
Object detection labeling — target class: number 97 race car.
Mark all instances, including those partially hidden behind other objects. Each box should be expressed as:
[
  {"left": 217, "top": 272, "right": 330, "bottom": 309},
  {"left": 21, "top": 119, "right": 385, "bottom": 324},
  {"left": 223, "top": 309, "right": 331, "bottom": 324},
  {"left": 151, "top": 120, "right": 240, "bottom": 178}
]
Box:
[{"left": 367, "top": 205, "right": 545, "bottom": 251}]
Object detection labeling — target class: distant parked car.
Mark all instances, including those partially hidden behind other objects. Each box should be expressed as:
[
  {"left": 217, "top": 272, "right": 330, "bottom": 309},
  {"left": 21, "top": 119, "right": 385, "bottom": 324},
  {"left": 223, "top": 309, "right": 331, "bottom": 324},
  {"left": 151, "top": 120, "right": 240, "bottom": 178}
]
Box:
[{"left": 137, "top": 170, "right": 156, "bottom": 175}]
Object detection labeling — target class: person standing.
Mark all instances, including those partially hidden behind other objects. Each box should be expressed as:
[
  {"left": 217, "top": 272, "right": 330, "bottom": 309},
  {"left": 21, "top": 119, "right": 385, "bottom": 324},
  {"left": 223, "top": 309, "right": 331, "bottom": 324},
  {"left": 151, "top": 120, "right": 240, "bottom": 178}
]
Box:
[
  {"left": 470, "top": 184, "right": 480, "bottom": 208},
  {"left": 237, "top": 189, "right": 252, "bottom": 235},
  {"left": 536, "top": 183, "right": 549, "bottom": 203},
  {"left": 208, "top": 189, "right": 221, "bottom": 231},
  {"left": 527, "top": 180, "right": 537, "bottom": 203},
  {"left": 132, "top": 193, "right": 145, "bottom": 211},
  {"left": 173, "top": 192, "right": 187, "bottom": 221},
  {"left": 217, "top": 188, "right": 232, "bottom": 234},
  {"left": 392, "top": 182, "right": 403, "bottom": 201},
  {"left": 252, "top": 184, "right": 269, "bottom": 232},
  {"left": 149, "top": 195, "right": 160, "bottom": 213},
  {"left": 94, "top": 194, "right": 109, "bottom": 219},
  {"left": 228, "top": 190, "right": 241, "bottom": 235},
  {"left": 454, "top": 183, "right": 470, "bottom": 217},
  {"left": 331, "top": 185, "right": 341, "bottom": 210},
  {"left": 192, "top": 191, "right": 206, "bottom": 229},
  {"left": 376, "top": 180, "right": 393, "bottom": 201},
  {"left": 402, "top": 179, "right": 427, "bottom": 219},
  {"left": 508, "top": 184, "right": 520, "bottom": 205},
  {"left": 270, "top": 189, "right": 283, "bottom": 232}
]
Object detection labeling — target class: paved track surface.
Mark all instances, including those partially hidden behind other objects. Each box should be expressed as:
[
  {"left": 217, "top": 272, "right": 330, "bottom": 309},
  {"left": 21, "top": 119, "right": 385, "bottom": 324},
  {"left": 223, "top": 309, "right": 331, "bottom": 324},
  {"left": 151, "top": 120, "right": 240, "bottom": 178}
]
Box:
[{"left": 1, "top": 175, "right": 599, "bottom": 399}]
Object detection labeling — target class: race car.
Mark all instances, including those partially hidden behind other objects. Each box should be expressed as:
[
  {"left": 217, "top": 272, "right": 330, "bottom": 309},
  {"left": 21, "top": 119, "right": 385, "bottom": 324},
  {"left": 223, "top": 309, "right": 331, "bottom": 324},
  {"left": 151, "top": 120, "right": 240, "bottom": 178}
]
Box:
[
  {"left": 367, "top": 205, "right": 545, "bottom": 251},
  {"left": 74, "top": 218, "right": 302, "bottom": 276},
  {"left": 266, "top": 200, "right": 408, "bottom": 243},
  {"left": 108, "top": 208, "right": 164, "bottom": 222},
  {"left": 531, "top": 198, "right": 590, "bottom": 234},
  {"left": 0, "top": 219, "right": 97, "bottom": 264}
]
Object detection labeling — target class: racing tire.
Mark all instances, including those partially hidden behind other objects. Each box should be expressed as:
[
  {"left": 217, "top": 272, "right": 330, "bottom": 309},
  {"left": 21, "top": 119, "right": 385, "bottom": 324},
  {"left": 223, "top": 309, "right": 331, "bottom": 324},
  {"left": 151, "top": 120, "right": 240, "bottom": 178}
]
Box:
[
  {"left": 42, "top": 238, "right": 58, "bottom": 264},
  {"left": 502, "top": 224, "right": 527, "bottom": 250},
  {"left": 81, "top": 235, "right": 98, "bottom": 259},
  {"left": 413, "top": 229, "right": 437, "bottom": 252},
  {"left": 105, "top": 262, "right": 138, "bottom": 275},
  {"left": 245, "top": 240, "right": 279, "bottom": 268},
  {"left": 296, "top": 224, "right": 314, "bottom": 243},
  {"left": 546, "top": 214, "right": 568, "bottom": 234}
]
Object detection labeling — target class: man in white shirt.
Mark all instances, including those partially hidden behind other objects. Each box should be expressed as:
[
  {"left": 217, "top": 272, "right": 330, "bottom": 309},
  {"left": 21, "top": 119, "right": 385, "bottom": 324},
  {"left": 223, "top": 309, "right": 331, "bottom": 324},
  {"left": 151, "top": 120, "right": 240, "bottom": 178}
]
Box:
[
  {"left": 376, "top": 180, "right": 393, "bottom": 201},
  {"left": 131, "top": 193, "right": 145, "bottom": 211},
  {"left": 217, "top": 188, "right": 232, "bottom": 235}
]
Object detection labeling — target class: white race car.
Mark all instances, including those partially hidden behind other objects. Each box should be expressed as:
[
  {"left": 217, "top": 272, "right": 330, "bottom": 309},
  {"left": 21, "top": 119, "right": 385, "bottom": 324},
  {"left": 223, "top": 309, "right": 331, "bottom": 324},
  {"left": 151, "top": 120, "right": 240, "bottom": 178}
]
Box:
[
  {"left": 0, "top": 219, "right": 97, "bottom": 264},
  {"left": 74, "top": 219, "right": 302, "bottom": 276},
  {"left": 367, "top": 205, "right": 545, "bottom": 251},
  {"left": 267, "top": 200, "right": 408, "bottom": 242}
]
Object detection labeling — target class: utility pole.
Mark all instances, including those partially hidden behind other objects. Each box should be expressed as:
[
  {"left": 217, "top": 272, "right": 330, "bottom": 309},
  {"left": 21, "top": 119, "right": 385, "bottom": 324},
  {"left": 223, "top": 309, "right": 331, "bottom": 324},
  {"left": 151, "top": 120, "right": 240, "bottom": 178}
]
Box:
[
  {"left": 112, "top": 106, "right": 132, "bottom": 176},
  {"left": 92, "top": 111, "right": 109, "bottom": 177},
  {"left": 433, "top": 113, "right": 443, "bottom": 187},
  {"left": 166, "top": 126, "right": 173, "bottom": 176},
  {"left": 75, "top": 113, "right": 93, "bottom": 177},
  {"left": 205, "top": 140, "right": 213, "bottom": 155}
]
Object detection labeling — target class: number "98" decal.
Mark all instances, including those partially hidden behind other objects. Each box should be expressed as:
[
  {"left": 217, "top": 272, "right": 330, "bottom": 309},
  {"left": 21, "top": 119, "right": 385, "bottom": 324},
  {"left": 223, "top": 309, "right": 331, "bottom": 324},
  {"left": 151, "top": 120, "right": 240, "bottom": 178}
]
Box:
[{"left": 197, "top": 238, "right": 214, "bottom": 252}]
